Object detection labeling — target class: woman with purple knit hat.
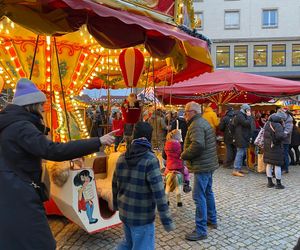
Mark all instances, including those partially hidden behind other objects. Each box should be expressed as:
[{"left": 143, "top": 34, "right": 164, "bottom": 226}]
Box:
[{"left": 0, "top": 78, "right": 118, "bottom": 250}]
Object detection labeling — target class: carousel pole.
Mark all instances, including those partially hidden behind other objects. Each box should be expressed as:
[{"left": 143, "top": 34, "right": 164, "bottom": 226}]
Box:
[
  {"left": 140, "top": 60, "right": 151, "bottom": 121},
  {"left": 107, "top": 51, "right": 110, "bottom": 133},
  {"left": 54, "top": 37, "right": 72, "bottom": 141},
  {"left": 48, "top": 37, "right": 54, "bottom": 141},
  {"left": 29, "top": 35, "right": 40, "bottom": 80},
  {"left": 152, "top": 59, "right": 159, "bottom": 149}
]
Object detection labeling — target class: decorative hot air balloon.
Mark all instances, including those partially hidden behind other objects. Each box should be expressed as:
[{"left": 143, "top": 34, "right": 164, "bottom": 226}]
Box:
[
  {"left": 119, "top": 48, "right": 145, "bottom": 88},
  {"left": 0, "top": 76, "right": 4, "bottom": 93}
]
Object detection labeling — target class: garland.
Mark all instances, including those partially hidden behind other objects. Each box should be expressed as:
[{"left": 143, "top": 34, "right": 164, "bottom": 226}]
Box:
[{"left": 178, "top": 25, "right": 212, "bottom": 47}]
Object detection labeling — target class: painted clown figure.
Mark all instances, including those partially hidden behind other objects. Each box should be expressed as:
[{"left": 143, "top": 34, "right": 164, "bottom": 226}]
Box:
[{"left": 74, "top": 170, "right": 98, "bottom": 224}]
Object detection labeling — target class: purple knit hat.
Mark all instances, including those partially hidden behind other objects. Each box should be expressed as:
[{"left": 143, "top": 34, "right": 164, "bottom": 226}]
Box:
[{"left": 12, "top": 78, "right": 46, "bottom": 106}]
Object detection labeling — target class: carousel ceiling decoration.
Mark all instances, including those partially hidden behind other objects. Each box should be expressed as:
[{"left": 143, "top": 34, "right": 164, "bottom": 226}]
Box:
[{"left": 0, "top": 0, "right": 213, "bottom": 91}]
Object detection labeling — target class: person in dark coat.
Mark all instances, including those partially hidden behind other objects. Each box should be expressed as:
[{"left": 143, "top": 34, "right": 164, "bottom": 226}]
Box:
[
  {"left": 219, "top": 106, "right": 237, "bottom": 168},
  {"left": 0, "top": 78, "right": 117, "bottom": 250},
  {"left": 232, "top": 104, "right": 254, "bottom": 177},
  {"left": 289, "top": 120, "right": 300, "bottom": 165},
  {"left": 263, "top": 113, "right": 286, "bottom": 189},
  {"left": 277, "top": 108, "right": 293, "bottom": 173}
]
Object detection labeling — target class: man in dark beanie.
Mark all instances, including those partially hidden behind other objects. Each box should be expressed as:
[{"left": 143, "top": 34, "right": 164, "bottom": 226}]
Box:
[{"left": 112, "top": 122, "right": 174, "bottom": 249}]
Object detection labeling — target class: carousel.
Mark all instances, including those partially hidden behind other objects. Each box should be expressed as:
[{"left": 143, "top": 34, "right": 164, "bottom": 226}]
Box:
[{"left": 0, "top": 0, "right": 213, "bottom": 233}]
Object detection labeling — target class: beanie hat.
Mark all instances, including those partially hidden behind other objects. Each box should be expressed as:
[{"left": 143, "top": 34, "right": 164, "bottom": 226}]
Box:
[
  {"left": 276, "top": 110, "right": 287, "bottom": 121},
  {"left": 241, "top": 104, "right": 251, "bottom": 111},
  {"left": 12, "top": 78, "right": 46, "bottom": 106},
  {"left": 133, "top": 122, "right": 153, "bottom": 142}
]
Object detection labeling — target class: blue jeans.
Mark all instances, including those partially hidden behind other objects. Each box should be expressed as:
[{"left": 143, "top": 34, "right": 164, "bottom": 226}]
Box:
[
  {"left": 283, "top": 144, "right": 290, "bottom": 172},
  {"left": 234, "top": 147, "right": 247, "bottom": 171},
  {"left": 117, "top": 222, "right": 155, "bottom": 250},
  {"left": 193, "top": 172, "right": 217, "bottom": 236}
]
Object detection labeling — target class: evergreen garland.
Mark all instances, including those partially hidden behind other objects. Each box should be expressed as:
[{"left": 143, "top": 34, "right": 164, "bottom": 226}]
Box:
[{"left": 178, "top": 25, "right": 212, "bottom": 47}]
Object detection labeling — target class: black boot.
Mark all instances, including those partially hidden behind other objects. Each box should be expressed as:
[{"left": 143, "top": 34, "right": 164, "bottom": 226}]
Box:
[
  {"left": 275, "top": 179, "right": 285, "bottom": 189},
  {"left": 267, "top": 177, "right": 275, "bottom": 188}
]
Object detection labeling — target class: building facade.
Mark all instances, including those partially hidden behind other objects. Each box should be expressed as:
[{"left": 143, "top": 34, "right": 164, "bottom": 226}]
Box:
[{"left": 194, "top": 0, "right": 300, "bottom": 80}]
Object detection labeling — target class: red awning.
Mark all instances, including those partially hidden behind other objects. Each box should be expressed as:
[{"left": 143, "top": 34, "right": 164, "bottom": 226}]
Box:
[
  {"left": 1, "top": 0, "right": 213, "bottom": 86},
  {"left": 156, "top": 70, "right": 300, "bottom": 104}
]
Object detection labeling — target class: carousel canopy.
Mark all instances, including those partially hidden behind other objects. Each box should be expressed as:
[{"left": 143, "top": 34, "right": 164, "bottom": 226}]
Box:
[
  {"left": 0, "top": 0, "right": 213, "bottom": 92},
  {"left": 156, "top": 70, "right": 300, "bottom": 105}
]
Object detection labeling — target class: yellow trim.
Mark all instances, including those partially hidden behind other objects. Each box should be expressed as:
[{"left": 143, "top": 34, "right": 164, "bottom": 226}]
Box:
[{"left": 183, "top": 41, "right": 214, "bottom": 68}]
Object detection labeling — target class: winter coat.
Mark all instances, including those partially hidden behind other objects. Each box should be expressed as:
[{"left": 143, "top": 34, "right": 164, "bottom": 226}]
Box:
[
  {"left": 181, "top": 114, "right": 219, "bottom": 173},
  {"left": 112, "top": 138, "right": 174, "bottom": 231},
  {"left": 148, "top": 114, "right": 167, "bottom": 148},
  {"left": 219, "top": 109, "right": 236, "bottom": 144},
  {"left": 202, "top": 107, "right": 220, "bottom": 131},
  {"left": 164, "top": 140, "right": 184, "bottom": 171},
  {"left": 233, "top": 111, "right": 253, "bottom": 148},
  {"left": 291, "top": 126, "right": 300, "bottom": 146},
  {"left": 283, "top": 113, "right": 293, "bottom": 144},
  {"left": 263, "top": 115, "right": 286, "bottom": 166},
  {"left": 0, "top": 104, "right": 102, "bottom": 250}
]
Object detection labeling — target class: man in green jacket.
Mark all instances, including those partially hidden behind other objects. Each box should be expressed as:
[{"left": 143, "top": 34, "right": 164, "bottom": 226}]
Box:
[{"left": 181, "top": 102, "right": 219, "bottom": 241}]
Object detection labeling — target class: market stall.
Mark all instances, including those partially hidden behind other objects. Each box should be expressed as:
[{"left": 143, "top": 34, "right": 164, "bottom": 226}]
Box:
[
  {"left": 156, "top": 69, "right": 300, "bottom": 172},
  {"left": 156, "top": 70, "right": 300, "bottom": 105}
]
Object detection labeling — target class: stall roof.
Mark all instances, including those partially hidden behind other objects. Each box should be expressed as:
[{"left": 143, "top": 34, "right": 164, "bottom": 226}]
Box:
[{"left": 156, "top": 70, "right": 300, "bottom": 104}]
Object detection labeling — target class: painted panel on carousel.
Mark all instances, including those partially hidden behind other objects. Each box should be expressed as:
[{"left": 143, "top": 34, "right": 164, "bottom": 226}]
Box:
[{"left": 48, "top": 160, "right": 121, "bottom": 234}]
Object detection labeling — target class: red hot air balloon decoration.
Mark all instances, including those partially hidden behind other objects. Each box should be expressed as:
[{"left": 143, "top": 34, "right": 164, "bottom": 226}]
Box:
[{"left": 119, "top": 48, "right": 145, "bottom": 88}]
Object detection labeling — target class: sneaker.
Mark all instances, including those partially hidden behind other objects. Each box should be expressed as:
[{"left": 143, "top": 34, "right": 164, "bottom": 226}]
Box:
[
  {"left": 232, "top": 170, "right": 244, "bottom": 177},
  {"left": 207, "top": 221, "right": 218, "bottom": 229},
  {"left": 185, "top": 231, "right": 207, "bottom": 241}
]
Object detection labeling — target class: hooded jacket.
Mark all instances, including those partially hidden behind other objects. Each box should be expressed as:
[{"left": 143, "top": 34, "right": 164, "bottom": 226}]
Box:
[
  {"left": 202, "top": 106, "right": 220, "bottom": 131},
  {"left": 164, "top": 140, "right": 184, "bottom": 171},
  {"left": 263, "top": 114, "right": 286, "bottom": 166},
  {"left": 181, "top": 114, "right": 219, "bottom": 173},
  {"left": 0, "top": 104, "right": 102, "bottom": 250},
  {"left": 112, "top": 138, "right": 174, "bottom": 231}
]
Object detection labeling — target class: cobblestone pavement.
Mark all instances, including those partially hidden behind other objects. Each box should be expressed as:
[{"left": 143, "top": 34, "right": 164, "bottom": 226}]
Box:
[{"left": 49, "top": 166, "right": 300, "bottom": 250}]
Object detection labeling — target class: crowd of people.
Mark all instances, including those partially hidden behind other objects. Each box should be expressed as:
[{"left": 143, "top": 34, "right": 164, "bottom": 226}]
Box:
[{"left": 3, "top": 78, "right": 299, "bottom": 249}]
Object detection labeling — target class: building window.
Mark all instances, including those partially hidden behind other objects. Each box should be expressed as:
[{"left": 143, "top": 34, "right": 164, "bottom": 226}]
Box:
[
  {"left": 272, "top": 44, "right": 286, "bottom": 66},
  {"left": 262, "top": 9, "right": 278, "bottom": 28},
  {"left": 234, "top": 45, "right": 248, "bottom": 67},
  {"left": 216, "top": 46, "right": 230, "bottom": 68},
  {"left": 292, "top": 44, "right": 300, "bottom": 66},
  {"left": 254, "top": 45, "right": 267, "bottom": 67},
  {"left": 225, "top": 11, "right": 240, "bottom": 29},
  {"left": 195, "top": 12, "right": 203, "bottom": 30}
]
